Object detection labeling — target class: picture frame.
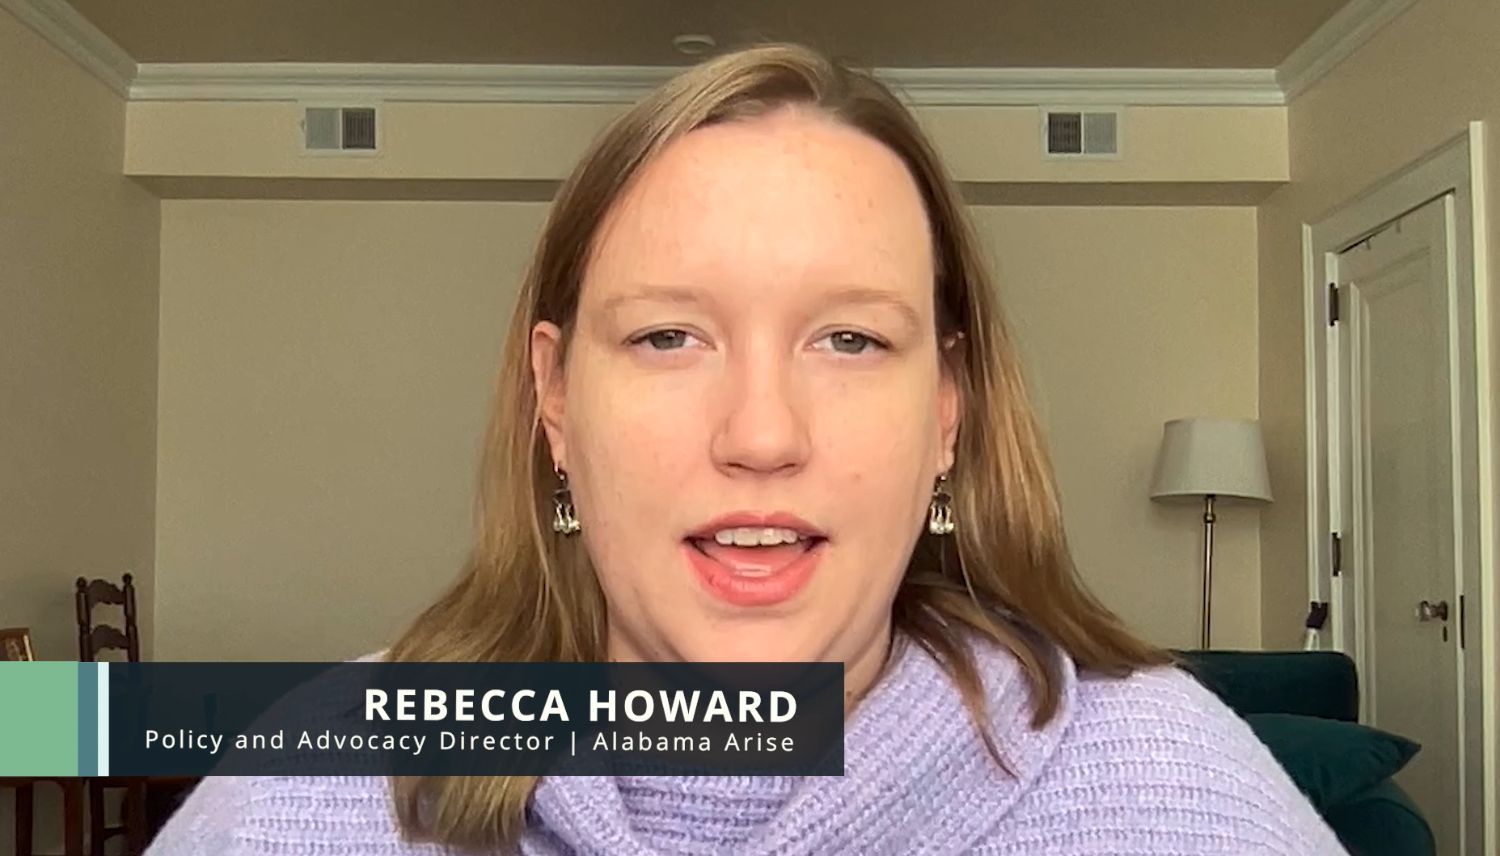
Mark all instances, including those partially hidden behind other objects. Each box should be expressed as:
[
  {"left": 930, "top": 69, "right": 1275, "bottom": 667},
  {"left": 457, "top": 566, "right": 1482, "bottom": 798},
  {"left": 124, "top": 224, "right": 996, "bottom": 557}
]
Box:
[{"left": 0, "top": 627, "right": 35, "bottom": 661}]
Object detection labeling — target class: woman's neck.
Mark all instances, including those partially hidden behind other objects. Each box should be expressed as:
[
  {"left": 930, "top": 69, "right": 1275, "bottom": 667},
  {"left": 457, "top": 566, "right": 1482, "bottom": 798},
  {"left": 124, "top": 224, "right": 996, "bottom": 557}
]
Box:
[
  {"left": 841, "top": 622, "right": 896, "bottom": 717},
  {"left": 602, "top": 622, "right": 898, "bottom": 719}
]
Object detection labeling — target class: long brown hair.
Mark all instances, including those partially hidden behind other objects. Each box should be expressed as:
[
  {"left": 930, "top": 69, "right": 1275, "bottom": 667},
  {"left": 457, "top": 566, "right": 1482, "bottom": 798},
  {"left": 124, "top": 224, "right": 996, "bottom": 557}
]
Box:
[{"left": 387, "top": 42, "right": 1169, "bottom": 850}]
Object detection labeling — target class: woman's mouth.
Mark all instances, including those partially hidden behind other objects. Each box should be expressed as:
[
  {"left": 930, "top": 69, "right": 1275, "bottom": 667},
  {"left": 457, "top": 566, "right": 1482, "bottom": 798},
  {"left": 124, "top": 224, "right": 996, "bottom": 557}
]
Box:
[{"left": 681, "top": 526, "right": 827, "bottom": 607}]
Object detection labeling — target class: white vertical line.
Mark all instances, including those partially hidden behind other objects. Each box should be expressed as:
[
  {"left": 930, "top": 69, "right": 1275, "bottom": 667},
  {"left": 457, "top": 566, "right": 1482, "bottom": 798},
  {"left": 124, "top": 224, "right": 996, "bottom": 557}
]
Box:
[
  {"left": 1301, "top": 223, "right": 1326, "bottom": 643},
  {"left": 1442, "top": 191, "right": 1470, "bottom": 856},
  {"left": 1464, "top": 119, "right": 1495, "bottom": 856},
  {"left": 97, "top": 663, "right": 109, "bottom": 777}
]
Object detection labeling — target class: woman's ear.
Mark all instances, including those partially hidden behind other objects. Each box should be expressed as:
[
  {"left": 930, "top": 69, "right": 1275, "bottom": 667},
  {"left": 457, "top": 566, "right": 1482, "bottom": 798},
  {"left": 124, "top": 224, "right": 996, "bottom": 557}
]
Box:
[
  {"left": 937, "top": 333, "right": 963, "bottom": 473},
  {"left": 530, "top": 321, "right": 568, "bottom": 467}
]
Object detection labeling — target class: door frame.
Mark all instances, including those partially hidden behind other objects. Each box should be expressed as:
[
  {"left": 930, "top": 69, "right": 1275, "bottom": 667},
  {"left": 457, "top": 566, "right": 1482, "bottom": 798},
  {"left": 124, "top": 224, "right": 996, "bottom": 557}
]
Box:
[{"left": 1302, "top": 121, "right": 1492, "bottom": 854}]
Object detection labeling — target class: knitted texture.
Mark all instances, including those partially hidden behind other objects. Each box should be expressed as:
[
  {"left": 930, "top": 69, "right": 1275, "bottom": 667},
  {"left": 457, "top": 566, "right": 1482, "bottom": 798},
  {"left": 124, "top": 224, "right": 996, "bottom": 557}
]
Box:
[{"left": 146, "top": 636, "right": 1348, "bottom": 855}]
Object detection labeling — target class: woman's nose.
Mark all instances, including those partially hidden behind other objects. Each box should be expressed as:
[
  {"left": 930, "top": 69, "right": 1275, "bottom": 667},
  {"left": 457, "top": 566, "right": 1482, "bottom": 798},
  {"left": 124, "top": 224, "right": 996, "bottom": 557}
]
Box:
[{"left": 709, "top": 354, "right": 811, "bottom": 476}]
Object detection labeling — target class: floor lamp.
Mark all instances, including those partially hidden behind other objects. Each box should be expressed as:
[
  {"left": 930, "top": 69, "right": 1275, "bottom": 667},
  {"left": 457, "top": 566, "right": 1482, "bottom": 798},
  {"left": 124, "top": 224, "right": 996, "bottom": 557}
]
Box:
[{"left": 1149, "top": 417, "right": 1272, "bottom": 649}]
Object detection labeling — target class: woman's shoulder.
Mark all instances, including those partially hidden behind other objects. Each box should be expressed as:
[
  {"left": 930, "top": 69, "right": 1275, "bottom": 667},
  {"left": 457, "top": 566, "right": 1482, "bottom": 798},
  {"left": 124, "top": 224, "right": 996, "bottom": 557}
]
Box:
[
  {"left": 146, "top": 774, "right": 435, "bottom": 855},
  {"left": 1008, "top": 655, "right": 1348, "bottom": 854},
  {"left": 1062, "top": 658, "right": 1291, "bottom": 784},
  {"left": 952, "top": 634, "right": 1293, "bottom": 782},
  {"left": 1070, "top": 655, "right": 1245, "bottom": 731}
]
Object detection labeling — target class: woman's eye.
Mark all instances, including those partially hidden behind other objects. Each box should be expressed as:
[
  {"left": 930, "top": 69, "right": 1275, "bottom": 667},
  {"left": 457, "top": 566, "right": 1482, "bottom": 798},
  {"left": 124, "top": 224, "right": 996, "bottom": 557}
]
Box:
[
  {"left": 817, "top": 330, "right": 886, "bottom": 355},
  {"left": 630, "top": 329, "right": 695, "bottom": 351}
]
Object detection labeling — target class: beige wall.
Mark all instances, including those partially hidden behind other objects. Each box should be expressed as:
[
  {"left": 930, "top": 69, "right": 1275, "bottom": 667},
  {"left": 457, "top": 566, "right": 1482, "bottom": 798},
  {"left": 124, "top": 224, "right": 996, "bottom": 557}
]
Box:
[
  {"left": 0, "top": 9, "right": 159, "bottom": 853},
  {"left": 154, "top": 200, "right": 548, "bottom": 661},
  {"left": 975, "top": 207, "right": 1262, "bottom": 649},
  {"left": 0, "top": 9, "right": 159, "bottom": 660},
  {"left": 1256, "top": 0, "right": 1499, "bottom": 843},
  {"left": 155, "top": 202, "right": 1260, "bottom": 662}
]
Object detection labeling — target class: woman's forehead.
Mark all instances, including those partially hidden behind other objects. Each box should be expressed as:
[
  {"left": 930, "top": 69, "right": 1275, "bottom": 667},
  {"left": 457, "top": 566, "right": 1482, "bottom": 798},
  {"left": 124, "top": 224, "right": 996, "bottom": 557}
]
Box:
[{"left": 585, "top": 112, "right": 934, "bottom": 298}]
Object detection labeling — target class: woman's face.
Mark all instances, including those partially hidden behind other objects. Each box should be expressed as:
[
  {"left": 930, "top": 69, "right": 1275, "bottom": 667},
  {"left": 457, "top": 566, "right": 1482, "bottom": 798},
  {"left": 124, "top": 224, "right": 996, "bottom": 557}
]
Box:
[{"left": 532, "top": 108, "right": 959, "bottom": 684}]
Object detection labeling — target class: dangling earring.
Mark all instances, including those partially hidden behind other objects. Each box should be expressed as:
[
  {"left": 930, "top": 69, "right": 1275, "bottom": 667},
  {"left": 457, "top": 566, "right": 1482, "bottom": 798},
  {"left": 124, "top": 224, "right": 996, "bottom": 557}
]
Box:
[
  {"left": 928, "top": 472, "right": 955, "bottom": 536},
  {"left": 552, "top": 465, "right": 581, "bottom": 535}
]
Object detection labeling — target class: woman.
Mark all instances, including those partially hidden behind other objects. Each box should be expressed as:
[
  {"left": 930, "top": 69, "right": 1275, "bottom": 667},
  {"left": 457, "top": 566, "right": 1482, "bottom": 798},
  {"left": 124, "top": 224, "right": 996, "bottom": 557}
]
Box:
[{"left": 150, "top": 43, "right": 1344, "bottom": 855}]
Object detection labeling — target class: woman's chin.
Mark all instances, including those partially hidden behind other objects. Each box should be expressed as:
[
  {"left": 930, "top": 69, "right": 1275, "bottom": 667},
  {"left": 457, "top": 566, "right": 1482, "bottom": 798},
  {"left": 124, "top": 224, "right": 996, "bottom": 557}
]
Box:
[{"left": 676, "top": 624, "right": 830, "bottom": 664}]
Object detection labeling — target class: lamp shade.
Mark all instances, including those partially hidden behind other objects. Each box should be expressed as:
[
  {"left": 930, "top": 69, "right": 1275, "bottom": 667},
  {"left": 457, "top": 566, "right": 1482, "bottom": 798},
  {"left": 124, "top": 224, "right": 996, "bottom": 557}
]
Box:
[{"left": 1149, "top": 417, "right": 1272, "bottom": 503}]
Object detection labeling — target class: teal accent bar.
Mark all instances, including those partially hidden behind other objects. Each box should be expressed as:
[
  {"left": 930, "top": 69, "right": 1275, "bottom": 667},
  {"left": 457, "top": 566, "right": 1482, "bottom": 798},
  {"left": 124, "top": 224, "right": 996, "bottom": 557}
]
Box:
[
  {"left": 0, "top": 662, "right": 80, "bottom": 775},
  {"left": 78, "top": 662, "right": 97, "bottom": 776}
]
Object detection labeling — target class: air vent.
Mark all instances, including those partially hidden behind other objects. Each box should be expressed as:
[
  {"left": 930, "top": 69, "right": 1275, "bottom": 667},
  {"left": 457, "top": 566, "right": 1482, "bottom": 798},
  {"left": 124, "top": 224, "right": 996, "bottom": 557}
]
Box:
[
  {"left": 303, "top": 106, "right": 379, "bottom": 153},
  {"left": 1043, "top": 109, "right": 1120, "bottom": 158}
]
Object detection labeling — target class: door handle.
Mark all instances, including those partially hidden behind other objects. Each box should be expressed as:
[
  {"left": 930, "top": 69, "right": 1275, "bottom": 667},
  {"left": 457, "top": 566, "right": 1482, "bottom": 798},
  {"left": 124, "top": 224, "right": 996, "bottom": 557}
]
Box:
[{"left": 1416, "top": 599, "right": 1450, "bottom": 621}]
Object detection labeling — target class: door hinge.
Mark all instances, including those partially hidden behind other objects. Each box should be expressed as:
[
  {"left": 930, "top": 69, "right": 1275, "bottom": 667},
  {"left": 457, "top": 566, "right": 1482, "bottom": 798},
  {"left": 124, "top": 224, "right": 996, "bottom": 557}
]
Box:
[
  {"left": 1305, "top": 601, "right": 1330, "bottom": 630},
  {"left": 1328, "top": 282, "right": 1340, "bottom": 325},
  {"left": 1459, "top": 594, "right": 1466, "bottom": 649},
  {"left": 1330, "top": 532, "right": 1342, "bottom": 576}
]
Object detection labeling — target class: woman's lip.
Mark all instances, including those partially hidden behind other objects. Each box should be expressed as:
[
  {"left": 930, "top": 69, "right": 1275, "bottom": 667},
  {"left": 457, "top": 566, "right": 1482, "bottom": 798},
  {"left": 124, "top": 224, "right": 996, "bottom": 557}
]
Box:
[
  {"left": 685, "top": 511, "right": 826, "bottom": 540},
  {"left": 681, "top": 538, "right": 825, "bottom": 607},
  {"left": 686, "top": 535, "right": 827, "bottom": 550}
]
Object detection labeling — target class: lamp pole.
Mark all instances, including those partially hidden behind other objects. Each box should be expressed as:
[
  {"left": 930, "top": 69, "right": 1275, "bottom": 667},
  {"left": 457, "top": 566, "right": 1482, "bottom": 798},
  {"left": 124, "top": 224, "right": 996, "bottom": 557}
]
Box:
[{"left": 1201, "top": 493, "right": 1217, "bottom": 649}]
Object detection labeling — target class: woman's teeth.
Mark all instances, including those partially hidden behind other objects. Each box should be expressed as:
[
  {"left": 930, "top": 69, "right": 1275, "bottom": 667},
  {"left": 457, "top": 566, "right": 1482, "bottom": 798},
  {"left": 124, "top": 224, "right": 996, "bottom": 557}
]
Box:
[{"left": 712, "top": 527, "right": 806, "bottom": 547}]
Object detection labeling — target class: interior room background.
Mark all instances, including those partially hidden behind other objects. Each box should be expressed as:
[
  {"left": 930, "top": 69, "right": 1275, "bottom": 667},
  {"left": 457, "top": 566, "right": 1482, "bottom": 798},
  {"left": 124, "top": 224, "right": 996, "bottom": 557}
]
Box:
[
  {"left": 10, "top": 0, "right": 1500, "bottom": 851},
  {"left": 2, "top": 0, "right": 1495, "bottom": 708}
]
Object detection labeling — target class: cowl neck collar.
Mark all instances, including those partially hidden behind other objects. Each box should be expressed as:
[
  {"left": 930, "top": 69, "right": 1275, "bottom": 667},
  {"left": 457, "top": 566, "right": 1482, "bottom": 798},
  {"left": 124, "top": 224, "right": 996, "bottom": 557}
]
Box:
[{"left": 524, "top": 634, "right": 1078, "bottom": 855}]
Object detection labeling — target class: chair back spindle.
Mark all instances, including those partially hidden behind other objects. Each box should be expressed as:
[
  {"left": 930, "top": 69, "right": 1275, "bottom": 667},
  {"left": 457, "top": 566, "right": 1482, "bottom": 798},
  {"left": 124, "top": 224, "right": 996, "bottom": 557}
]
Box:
[{"left": 75, "top": 574, "right": 140, "bottom": 662}]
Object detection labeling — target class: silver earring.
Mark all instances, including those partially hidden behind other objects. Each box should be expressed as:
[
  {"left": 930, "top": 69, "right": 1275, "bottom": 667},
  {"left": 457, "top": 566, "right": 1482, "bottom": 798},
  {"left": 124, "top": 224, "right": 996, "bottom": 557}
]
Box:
[
  {"left": 928, "top": 473, "right": 955, "bottom": 536},
  {"left": 552, "top": 466, "right": 581, "bottom": 535}
]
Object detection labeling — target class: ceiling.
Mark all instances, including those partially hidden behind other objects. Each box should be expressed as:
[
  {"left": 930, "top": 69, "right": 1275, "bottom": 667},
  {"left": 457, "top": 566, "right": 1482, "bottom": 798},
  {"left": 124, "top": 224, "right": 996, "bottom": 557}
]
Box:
[{"left": 64, "top": 0, "right": 1351, "bottom": 68}]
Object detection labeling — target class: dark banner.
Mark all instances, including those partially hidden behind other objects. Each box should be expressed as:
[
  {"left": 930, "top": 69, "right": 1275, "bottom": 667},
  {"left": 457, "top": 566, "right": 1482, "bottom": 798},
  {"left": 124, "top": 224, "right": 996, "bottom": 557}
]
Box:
[{"left": 104, "top": 662, "right": 844, "bottom": 776}]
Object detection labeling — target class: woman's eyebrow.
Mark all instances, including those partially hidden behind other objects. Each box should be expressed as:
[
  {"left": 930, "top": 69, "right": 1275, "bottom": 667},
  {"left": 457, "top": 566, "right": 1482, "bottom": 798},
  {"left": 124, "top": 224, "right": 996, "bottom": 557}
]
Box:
[
  {"left": 599, "top": 283, "right": 922, "bottom": 327},
  {"left": 598, "top": 285, "right": 706, "bottom": 315},
  {"left": 814, "top": 286, "right": 922, "bottom": 327}
]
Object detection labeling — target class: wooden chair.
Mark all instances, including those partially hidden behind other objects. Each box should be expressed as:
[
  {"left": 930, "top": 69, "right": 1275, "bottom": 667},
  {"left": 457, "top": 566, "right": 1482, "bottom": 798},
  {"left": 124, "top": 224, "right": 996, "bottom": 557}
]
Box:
[
  {"left": 1, "top": 626, "right": 86, "bottom": 856},
  {"left": 0, "top": 777, "right": 86, "bottom": 856},
  {"left": 76, "top": 575, "right": 140, "bottom": 664},
  {"left": 75, "top": 575, "right": 147, "bottom": 855}
]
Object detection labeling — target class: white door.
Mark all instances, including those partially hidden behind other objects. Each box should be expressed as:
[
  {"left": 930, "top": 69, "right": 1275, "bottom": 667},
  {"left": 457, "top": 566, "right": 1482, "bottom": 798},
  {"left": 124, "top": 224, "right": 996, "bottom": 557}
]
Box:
[{"left": 1332, "top": 192, "right": 1483, "bottom": 855}]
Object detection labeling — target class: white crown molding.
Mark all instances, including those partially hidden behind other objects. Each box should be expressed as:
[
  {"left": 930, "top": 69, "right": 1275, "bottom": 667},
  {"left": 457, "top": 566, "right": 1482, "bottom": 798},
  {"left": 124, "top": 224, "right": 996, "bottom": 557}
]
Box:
[
  {"left": 1277, "top": 0, "right": 1418, "bottom": 99},
  {"left": 0, "top": 0, "right": 135, "bottom": 97},
  {"left": 7, "top": 0, "right": 1409, "bottom": 108},
  {"left": 878, "top": 67, "right": 1282, "bottom": 107},
  {"left": 130, "top": 63, "right": 672, "bottom": 104},
  {"left": 130, "top": 62, "right": 1285, "bottom": 107}
]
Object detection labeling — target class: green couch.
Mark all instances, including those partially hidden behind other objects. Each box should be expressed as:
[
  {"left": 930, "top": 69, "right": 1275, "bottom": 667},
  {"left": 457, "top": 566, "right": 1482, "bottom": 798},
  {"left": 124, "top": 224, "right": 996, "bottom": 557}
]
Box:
[{"left": 1175, "top": 650, "right": 1434, "bottom": 856}]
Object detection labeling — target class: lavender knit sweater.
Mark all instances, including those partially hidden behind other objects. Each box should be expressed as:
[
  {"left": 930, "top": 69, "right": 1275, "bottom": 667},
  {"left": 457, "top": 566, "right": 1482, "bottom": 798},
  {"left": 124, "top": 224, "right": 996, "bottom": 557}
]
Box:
[{"left": 147, "top": 636, "right": 1347, "bottom": 855}]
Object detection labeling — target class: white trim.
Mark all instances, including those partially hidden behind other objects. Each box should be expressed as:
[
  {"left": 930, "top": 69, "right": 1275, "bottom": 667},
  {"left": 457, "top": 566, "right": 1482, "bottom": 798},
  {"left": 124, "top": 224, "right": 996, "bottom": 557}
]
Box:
[
  {"left": 873, "top": 67, "right": 1280, "bottom": 107},
  {"left": 0, "top": 0, "right": 134, "bottom": 97},
  {"left": 126, "top": 62, "right": 1285, "bottom": 106},
  {"left": 1468, "top": 121, "right": 1497, "bottom": 856},
  {"left": 1304, "top": 123, "right": 1491, "bottom": 856},
  {"left": 96, "top": 662, "right": 109, "bottom": 777},
  {"left": 1302, "top": 222, "right": 1330, "bottom": 649},
  {"left": 1308, "top": 130, "right": 1475, "bottom": 252},
  {"left": 131, "top": 62, "right": 668, "bottom": 104},
  {"left": 1277, "top": 0, "right": 1418, "bottom": 100}
]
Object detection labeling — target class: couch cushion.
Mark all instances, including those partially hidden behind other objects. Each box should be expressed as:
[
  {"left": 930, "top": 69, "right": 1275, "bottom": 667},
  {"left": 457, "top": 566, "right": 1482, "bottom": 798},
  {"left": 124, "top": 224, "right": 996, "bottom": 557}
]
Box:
[
  {"left": 1175, "top": 650, "right": 1360, "bottom": 721},
  {"left": 1323, "top": 780, "right": 1437, "bottom": 856},
  {"left": 1246, "top": 712, "right": 1420, "bottom": 810}
]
